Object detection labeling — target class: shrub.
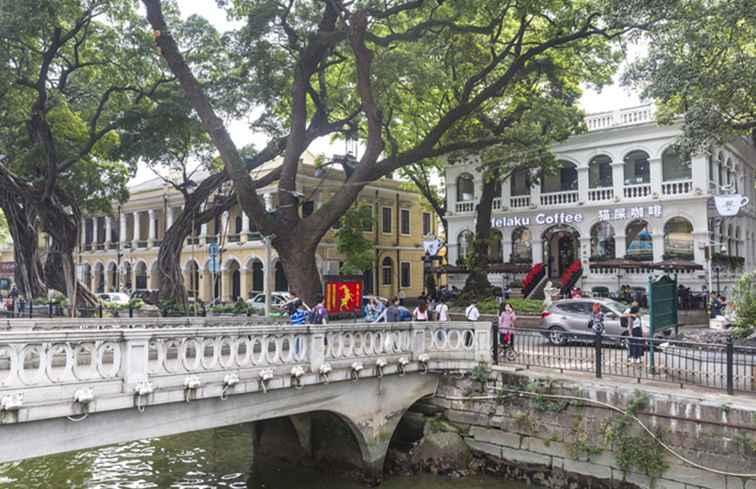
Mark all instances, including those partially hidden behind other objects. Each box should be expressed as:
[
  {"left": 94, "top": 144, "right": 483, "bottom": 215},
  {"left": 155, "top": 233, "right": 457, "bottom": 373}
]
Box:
[
  {"left": 732, "top": 272, "right": 756, "bottom": 338},
  {"left": 471, "top": 297, "right": 544, "bottom": 315}
]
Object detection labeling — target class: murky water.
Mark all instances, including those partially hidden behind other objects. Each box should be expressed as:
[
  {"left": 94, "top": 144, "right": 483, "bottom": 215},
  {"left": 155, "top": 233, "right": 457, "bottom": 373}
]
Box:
[{"left": 0, "top": 425, "right": 536, "bottom": 489}]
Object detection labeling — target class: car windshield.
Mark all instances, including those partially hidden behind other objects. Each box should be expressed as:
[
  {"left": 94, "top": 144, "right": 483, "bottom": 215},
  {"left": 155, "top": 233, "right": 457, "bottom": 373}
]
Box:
[{"left": 601, "top": 300, "right": 628, "bottom": 314}]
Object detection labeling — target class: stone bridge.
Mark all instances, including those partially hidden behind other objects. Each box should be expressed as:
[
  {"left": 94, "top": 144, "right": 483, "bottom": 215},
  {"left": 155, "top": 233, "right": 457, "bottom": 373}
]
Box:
[{"left": 0, "top": 318, "right": 490, "bottom": 478}]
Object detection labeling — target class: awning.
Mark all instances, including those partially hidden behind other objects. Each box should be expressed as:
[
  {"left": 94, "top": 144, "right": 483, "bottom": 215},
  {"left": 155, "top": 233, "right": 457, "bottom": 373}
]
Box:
[
  {"left": 430, "top": 262, "right": 530, "bottom": 274},
  {"left": 648, "top": 260, "right": 704, "bottom": 271},
  {"left": 588, "top": 259, "right": 653, "bottom": 269}
]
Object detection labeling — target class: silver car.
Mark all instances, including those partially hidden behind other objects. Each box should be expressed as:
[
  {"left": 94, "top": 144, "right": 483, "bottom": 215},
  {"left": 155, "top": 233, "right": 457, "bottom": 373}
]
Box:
[{"left": 540, "top": 298, "right": 647, "bottom": 346}]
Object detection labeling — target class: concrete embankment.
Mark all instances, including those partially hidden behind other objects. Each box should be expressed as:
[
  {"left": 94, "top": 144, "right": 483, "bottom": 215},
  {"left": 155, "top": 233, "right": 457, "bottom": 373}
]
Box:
[{"left": 391, "top": 369, "right": 756, "bottom": 489}]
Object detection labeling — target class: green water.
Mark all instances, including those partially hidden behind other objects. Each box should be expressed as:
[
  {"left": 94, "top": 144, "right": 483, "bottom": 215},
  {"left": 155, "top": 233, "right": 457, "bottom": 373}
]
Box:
[{"left": 0, "top": 425, "right": 535, "bottom": 489}]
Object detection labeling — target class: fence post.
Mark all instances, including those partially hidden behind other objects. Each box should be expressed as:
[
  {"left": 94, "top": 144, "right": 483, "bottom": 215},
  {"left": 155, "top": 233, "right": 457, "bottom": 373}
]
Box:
[
  {"left": 129, "top": 302, "right": 133, "bottom": 318},
  {"left": 48, "top": 300, "right": 52, "bottom": 318},
  {"left": 98, "top": 304, "right": 103, "bottom": 318},
  {"left": 594, "top": 333, "right": 603, "bottom": 379},
  {"left": 492, "top": 322, "right": 499, "bottom": 365},
  {"left": 28, "top": 300, "right": 32, "bottom": 318},
  {"left": 10, "top": 298, "right": 14, "bottom": 319},
  {"left": 726, "top": 335, "right": 734, "bottom": 395}
]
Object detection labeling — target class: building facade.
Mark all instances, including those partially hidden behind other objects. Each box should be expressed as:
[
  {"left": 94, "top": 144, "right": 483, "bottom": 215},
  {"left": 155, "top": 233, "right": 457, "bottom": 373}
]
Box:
[
  {"left": 446, "top": 104, "right": 756, "bottom": 295},
  {"left": 75, "top": 152, "right": 436, "bottom": 302}
]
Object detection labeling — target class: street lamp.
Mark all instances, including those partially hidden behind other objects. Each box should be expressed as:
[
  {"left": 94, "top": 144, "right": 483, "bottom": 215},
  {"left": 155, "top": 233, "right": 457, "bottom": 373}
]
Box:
[{"left": 699, "top": 240, "right": 727, "bottom": 299}]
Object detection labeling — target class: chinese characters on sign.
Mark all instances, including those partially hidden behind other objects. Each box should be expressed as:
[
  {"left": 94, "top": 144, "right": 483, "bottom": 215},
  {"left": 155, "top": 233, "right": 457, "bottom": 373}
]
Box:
[{"left": 598, "top": 205, "right": 663, "bottom": 222}]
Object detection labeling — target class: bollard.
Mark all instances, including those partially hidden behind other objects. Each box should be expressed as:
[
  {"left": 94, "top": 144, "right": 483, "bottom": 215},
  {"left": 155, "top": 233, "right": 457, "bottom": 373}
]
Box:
[
  {"left": 726, "top": 335, "right": 734, "bottom": 395},
  {"left": 48, "top": 300, "right": 53, "bottom": 318},
  {"left": 10, "top": 298, "right": 14, "bottom": 319},
  {"left": 129, "top": 302, "right": 133, "bottom": 318}
]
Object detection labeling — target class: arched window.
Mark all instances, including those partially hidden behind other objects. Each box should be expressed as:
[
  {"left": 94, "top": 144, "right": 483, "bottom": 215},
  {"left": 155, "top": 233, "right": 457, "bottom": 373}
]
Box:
[
  {"left": 456, "top": 173, "right": 475, "bottom": 202},
  {"left": 662, "top": 147, "right": 691, "bottom": 181},
  {"left": 488, "top": 230, "right": 503, "bottom": 263},
  {"left": 135, "top": 262, "right": 148, "bottom": 289},
  {"left": 381, "top": 257, "right": 394, "bottom": 286},
  {"left": 626, "top": 220, "right": 653, "bottom": 260},
  {"left": 511, "top": 227, "right": 531, "bottom": 263},
  {"left": 623, "top": 150, "right": 650, "bottom": 185},
  {"left": 663, "top": 217, "right": 693, "bottom": 259},
  {"left": 590, "top": 222, "right": 615, "bottom": 258},
  {"left": 589, "top": 155, "right": 612, "bottom": 188},
  {"left": 274, "top": 262, "right": 288, "bottom": 291},
  {"left": 541, "top": 160, "right": 577, "bottom": 193},
  {"left": 457, "top": 230, "right": 473, "bottom": 265},
  {"left": 235, "top": 216, "right": 243, "bottom": 234}
]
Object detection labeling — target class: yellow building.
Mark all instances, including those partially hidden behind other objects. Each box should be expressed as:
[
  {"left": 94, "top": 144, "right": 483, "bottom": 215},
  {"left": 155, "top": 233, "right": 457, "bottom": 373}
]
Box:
[{"left": 75, "top": 152, "right": 436, "bottom": 302}]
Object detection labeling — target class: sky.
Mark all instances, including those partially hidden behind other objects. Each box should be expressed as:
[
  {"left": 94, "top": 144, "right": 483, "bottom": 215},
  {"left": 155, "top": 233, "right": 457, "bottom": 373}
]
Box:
[{"left": 131, "top": 2, "right": 644, "bottom": 184}]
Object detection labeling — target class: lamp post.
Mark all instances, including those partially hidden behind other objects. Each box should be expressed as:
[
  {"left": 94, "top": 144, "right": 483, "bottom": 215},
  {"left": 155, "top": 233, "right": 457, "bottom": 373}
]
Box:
[{"left": 700, "top": 240, "right": 727, "bottom": 300}]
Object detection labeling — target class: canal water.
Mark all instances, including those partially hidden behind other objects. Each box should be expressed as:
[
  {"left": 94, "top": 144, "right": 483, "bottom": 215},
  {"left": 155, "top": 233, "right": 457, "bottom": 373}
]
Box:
[{"left": 0, "top": 425, "right": 537, "bottom": 489}]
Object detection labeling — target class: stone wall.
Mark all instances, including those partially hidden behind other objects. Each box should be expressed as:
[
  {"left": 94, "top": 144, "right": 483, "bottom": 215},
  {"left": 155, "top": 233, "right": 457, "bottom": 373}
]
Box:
[{"left": 411, "top": 371, "right": 756, "bottom": 489}]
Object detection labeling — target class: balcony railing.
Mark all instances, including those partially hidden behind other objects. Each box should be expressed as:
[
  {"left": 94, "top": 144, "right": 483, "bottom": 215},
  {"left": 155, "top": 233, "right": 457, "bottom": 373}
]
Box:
[
  {"left": 588, "top": 187, "right": 614, "bottom": 202},
  {"left": 662, "top": 180, "right": 693, "bottom": 196},
  {"left": 510, "top": 196, "right": 530, "bottom": 209},
  {"left": 136, "top": 241, "right": 149, "bottom": 249},
  {"left": 95, "top": 243, "right": 105, "bottom": 251},
  {"left": 186, "top": 237, "right": 199, "bottom": 246},
  {"left": 247, "top": 232, "right": 262, "bottom": 242},
  {"left": 205, "top": 236, "right": 218, "bottom": 244},
  {"left": 228, "top": 234, "right": 240, "bottom": 243},
  {"left": 492, "top": 197, "right": 502, "bottom": 210},
  {"left": 540, "top": 190, "right": 578, "bottom": 207},
  {"left": 83, "top": 244, "right": 92, "bottom": 251},
  {"left": 623, "top": 183, "right": 652, "bottom": 199},
  {"left": 108, "top": 242, "right": 118, "bottom": 250},
  {"left": 455, "top": 201, "right": 475, "bottom": 213},
  {"left": 585, "top": 104, "right": 655, "bottom": 131}
]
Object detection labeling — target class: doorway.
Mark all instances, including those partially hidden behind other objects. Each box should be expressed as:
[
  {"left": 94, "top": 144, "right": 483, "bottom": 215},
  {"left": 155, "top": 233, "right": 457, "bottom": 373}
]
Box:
[{"left": 543, "top": 225, "right": 580, "bottom": 279}]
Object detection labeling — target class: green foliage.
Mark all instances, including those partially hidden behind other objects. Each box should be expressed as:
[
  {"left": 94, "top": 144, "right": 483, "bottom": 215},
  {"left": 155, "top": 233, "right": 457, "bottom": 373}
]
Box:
[
  {"left": 567, "top": 420, "right": 604, "bottom": 460},
  {"left": 334, "top": 206, "right": 374, "bottom": 275},
  {"left": 624, "top": 0, "right": 756, "bottom": 153},
  {"left": 208, "top": 300, "right": 250, "bottom": 315},
  {"left": 732, "top": 272, "right": 756, "bottom": 338},
  {"left": 471, "top": 362, "right": 491, "bottom": 384},
  {"left": 455, "top": 298, "right": 543, "bottom": 316}
]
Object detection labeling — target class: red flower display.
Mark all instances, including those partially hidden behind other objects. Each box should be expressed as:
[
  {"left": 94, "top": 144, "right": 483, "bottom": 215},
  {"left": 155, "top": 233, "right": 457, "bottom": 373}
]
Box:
[
  {"left": 559, "top": 261, "right": 582, "bottom": 287},
  {"left": 522, "top": 263, "right": 545, "bottom": 290}
]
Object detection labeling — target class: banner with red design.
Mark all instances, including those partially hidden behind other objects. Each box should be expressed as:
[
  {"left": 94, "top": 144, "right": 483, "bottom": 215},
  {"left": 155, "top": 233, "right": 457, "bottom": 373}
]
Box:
[{"left": 324, "top": 277, "right": 363, "bottom": 315}]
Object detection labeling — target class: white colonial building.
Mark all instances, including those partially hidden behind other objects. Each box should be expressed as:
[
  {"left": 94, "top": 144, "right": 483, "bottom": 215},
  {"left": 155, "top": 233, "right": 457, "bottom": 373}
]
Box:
[{"left": 446, "top": 104, "right": 756, "bottom": 296}]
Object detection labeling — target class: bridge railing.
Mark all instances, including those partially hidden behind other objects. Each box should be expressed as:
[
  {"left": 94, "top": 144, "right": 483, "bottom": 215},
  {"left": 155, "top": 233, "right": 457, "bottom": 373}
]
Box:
[
  {"left": 0, "top": 321, "right": 490, "bottom": 423},
  {"left": 0, "top": 316, "right": 279, "bottom": 332}
]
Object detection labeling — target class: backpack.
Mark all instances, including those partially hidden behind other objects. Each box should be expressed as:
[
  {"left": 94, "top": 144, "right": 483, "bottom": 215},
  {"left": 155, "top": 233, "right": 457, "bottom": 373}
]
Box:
[{"left": 308, "top": 304, "right": 327, "bottom": 324}]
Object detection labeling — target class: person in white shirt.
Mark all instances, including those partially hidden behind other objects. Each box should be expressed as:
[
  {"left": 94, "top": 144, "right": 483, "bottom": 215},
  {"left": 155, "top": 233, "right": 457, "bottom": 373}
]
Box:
[
  {"left": 465, "top": 303, "right": 480, "bottom": 321},
  {"left": 435, "top": 299, "right": 449, "bottom": 322}
]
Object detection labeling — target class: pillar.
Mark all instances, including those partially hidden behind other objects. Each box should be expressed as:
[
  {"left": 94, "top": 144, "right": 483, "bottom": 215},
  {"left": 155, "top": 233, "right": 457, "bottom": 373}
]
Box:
[
  {"left": 92, "top": 216, "right": 98, "bottom": 248},
  {"left": 649, "top": 157, "right": 663, "bottom": 197},
  {"left": 242, "top": 212, "right": 250, "bottom": 233},
  {"left": 652, "top": 233, "right": 664, "bottom": 262},
  {"left": 120, "top": 213, "right": 127, "bottom": 246},
  {"left": 500, "top": 172, "right": 511, "bottom": 209},
  {"left": 614, "top": 235, "right": 626, "bottom": 259},
  {"left": 691, "top": 154, "right": 708, "bottom": 193},
  {"left": 447, "top": 181, "right": 457, "bottom": 215},
  {"left": 263, "top": 193, "right": 273, "bottom": 211},
  {"left": 166, "top": 207, "right": 175, "bottom": 229},
  {"left": 199, "top": 268, "right": 211, "bottom": 302},
  {"left": 577, "top": 166, "right": 589, "bottom": 204},
  {"left": 502, "top": 240, "right": 512, "bottom": 263},
  {"left": 240, "top": 266, "right": 251, "bottom": 300},
  {"left": 531, "top": 239, "right": 543, "bottom": 264},
  {"left": 80, "top": 217, "right": 87, "bottom": 250},
  {"left": 132, "top": 211, "right": 140, "bottom": 246},
  {"left": 148, "top": 209, "right": 156, "bottom": 243},
  {"left": 105, "top": 266, "right": 112, "bottom": 292},
  {"left": 693, "top": 231, "right": 708, "bottom": 267},
  {"left": 221, "top": 210, "right": 229, "bottom": 236},
  {"left": 530, "top": 169, "right": 541, "bottom": 207},
  {"left": 105, "top": 217, "right": 112, "bottom": 245},
  {"left": 611, "top": 162, "right": 624, "bottom": 201}
]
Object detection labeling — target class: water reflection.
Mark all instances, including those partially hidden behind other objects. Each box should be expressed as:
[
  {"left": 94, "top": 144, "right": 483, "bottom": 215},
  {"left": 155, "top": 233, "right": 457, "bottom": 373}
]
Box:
[{"left": 0, "top": 425, "right": 533, "bottom": 489}]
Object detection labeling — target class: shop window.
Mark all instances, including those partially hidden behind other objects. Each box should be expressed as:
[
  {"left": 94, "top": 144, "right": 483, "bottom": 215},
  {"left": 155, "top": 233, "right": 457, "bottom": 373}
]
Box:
[
  {"left": 663, "top": 217, "right": 693, "bottom": 259},
  {"left": 589, "top": 155, "right": 613, "bottom": 188},
  {"left": 382, "top": 257, "right": 393, "bottom": 286},
  {"left": 590, "top": 222, "right": 615, "bottom": 258},
  {"left": 382, "top": 207, "right": 392, "bottom": 233},
  {"left": 456, "top": 173, "right": 475, "bottom": 201},
  {"left": 400, "top": 262, "right": 411, "bottom": 288},
  {"left": 625, "top": 220, "right": 653, "bottom": 260},
  {"left": 662, "top": 147, "right": 691, "bottom": 181},
  {"left": 623, "top": 150, "right": 650, "bottom": 185},
  {"left": 541, "top": 160, "right": 577, "bottom": 193},
  {"left": 511, "top": 227, "right": 531, "bottom": 263}
]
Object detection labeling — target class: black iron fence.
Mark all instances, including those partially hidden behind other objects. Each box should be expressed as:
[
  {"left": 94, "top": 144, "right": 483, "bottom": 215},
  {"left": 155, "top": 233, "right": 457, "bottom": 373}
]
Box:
[{"left": 493, "top": 327, "right": 756, "bottom": 395}]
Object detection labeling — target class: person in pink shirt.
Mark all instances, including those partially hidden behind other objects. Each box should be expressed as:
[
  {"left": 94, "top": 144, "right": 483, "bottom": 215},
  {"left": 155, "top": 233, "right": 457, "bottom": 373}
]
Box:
[{"left": 498, "top": 302, "right": 517, "bottom": 347}]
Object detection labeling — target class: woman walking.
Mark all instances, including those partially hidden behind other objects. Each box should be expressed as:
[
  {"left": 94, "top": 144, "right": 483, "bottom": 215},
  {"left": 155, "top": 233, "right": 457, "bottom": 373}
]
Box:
[
  {"left": 624, "top": 301, "right": 644, "bottom": 365},
  {"left": 413, "top": 301, "right": 430, "bottom": 321}
]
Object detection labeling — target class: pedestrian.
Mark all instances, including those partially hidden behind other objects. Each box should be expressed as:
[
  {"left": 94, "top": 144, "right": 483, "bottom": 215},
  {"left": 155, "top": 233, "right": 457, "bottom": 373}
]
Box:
[
  {"left": 589, "top": 302, "right": 605, "bottom": 335},
  {"left": 503, "top": 284, "right": 512, "bottom": 300},
  {"left": 8, "top": 283, "right": 18, "bottom": 301},
  {"left": 465, "top": 302, "right": 480, "bottom": 321},
  {"left": 308, "top": 295, "right": 328, "bottom": 325},
  {"left": 375, "top": 297, "right": 401, "bottom": 323},
  {"left": 710, "top": 294, "right": 725, "bottom": 318},
  {"left": 413, "top": 301, "right": 430, "bottom": 321},
  {"left": 498, "top": 302, "right": 517, "bottom": 348},
  {"left": 290, "top": 302, "right": 308, "bottom": 325},
  {"left": 435, "top": 298, "right": 449, "bottom": 322},
  {"left": 623, "top": 301, "right": 643, "bottom": 365}
]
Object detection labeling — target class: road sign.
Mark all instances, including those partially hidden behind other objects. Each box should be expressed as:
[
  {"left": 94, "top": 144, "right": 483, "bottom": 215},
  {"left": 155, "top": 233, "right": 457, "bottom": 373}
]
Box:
[
  {"left": 208, "top": 243, "right": 220, "bottom": 257},
  {"left": 207, "top": 257, "right": 220, "bottom": 273}
]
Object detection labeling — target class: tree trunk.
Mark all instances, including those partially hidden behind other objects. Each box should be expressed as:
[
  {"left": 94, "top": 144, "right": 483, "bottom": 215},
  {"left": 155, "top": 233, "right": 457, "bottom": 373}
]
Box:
[
  {"left": 463, "top": 175, "right": 498, "bottom": 298},
  {"left": 0, "top": 193, "right": 46, "bottom": 299},
  {"left": 43, "top": 249, "right": 97, "bottom": 307},
  {"left": 276, "top": 239, "right": 323, "bottom": 306},
  {"left": 157, "top": 212, "right": 192, "bottom": 304}
]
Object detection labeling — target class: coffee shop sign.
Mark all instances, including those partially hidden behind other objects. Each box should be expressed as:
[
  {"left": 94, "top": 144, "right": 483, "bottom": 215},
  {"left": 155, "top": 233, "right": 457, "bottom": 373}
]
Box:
[{"left": 492, "top": 205, "right": 664, "bottom": 228}]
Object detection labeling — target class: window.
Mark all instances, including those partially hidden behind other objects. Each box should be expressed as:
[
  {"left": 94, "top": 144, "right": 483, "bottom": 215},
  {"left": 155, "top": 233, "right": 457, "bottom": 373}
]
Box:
[
  {"left": 400, "top": 262, "right": 411, "bottom": 288},
  {"left": 422, "top": 212, "right": 432, "bottom": 236},
  {"left": 626, "top": 220, "right": 653, "bottom": 260},
  {"left": 662, "top": 147, "right": 691, "bottom": 181},
  {"left": 302, "top": 201, "right": 315, "bottom": 217},
  {"left": 235, "top": 216, "right": 243, "bottom": 234},
  {"left": 510, "top": 168, "right": 530, "bottom": 196},
  {"left": 663, "top": 217, "right": 693, "bottom": 259},
  {"left": 382, "top": 257, "right": 393, "bottom": 286},
  {"left": 623, "top": 150, "right": 650, "bottom": 185},
  {"left": 488, "top": 230, "right": 503, "bottom": 263},
  {"left": 382, "top": 207, "right": 392, "bottom": 233},
  {"left": 590, "top": 222, "right": 615, "bottom": 258},
  {"left": 717, "top": 152, "right": 724, "bottom": 186},
  {"left": 589, "top": 155, "right": 613, "bottom": 188},
  {"left": 362, "top": 205, "right": 373, "bottom": 232},
  {"left": 541, "top": 161, "right": 577, "bottom": 193},
  {"left": 511, "top": 227, "right": 531, "bottom": 262},
  {"left": 400, "top": 209, "right": 410, "bottom": 235},
  {"left": 457, "top": 230, "right": 473, "bottom": 264},
  {"left": 456, "top": 173, "right": 475, "bottom": 201}
]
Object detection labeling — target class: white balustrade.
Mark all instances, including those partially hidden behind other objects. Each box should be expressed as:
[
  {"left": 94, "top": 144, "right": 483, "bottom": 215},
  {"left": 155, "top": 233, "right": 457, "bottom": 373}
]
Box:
[
  {"left": 661, "top": 180, "right": 693, "bottom": 196},
  {"left": 585, "top": 104, "right": 655, "bottom": 131},
  {"left": 623, "top": 183, "right": 652, "bottom": 199},
  {"left": 588, "top": 187, "right": 614, "bottom": 202},
  {"left": 509, "top": 196, "right": 531, "bottom": 209},
  {"left": 492, "top": 197, "right": 502, "bottom": 210},
  {"left": 455, "top": 201, "right": 475, "bottom": 213},
  {"left": 539, "top": 190, "right": 578, "bottom": 207}
]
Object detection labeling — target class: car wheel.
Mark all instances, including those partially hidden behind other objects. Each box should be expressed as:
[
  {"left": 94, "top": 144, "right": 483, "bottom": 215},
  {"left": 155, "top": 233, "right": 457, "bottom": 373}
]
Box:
[{"left": 547, "top": 326, "right": 568, "bottom": 346}]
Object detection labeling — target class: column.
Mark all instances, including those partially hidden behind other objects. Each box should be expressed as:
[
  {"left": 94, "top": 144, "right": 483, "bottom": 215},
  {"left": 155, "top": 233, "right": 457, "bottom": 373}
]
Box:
[
  {"left": 132, "top": 211, "right": 140, "bottom": 246},
  {"left": 690, "top": 154, "right": 708, "bottom": 194},
  {"left": 614, "top": 235, "right": 626, "bottom": 259},
  {"left": 166, "top": 207, "right": 175, "bottom": 229},
  {"left": 119, "top": 214, "right": 127, "bottom": 246},
  {"left": 240, "top": 266, "right": 251, "bottom": 301},
  {"left": 577, "top": 166, "right": 589, "bottom": 204},
  {"left": 693, "top": 231, "right": 708, "bottom": 267},
  {"left": 530, "top": 169, "right": 541, "bottom": 208},
  {"left": 652, "top": 233, "right": 664, "bottom": 262},
  {"left": 263, "top": 193, "right": 273, "bottom": 211},
  {"left": 105, "top": 217, "right": 112, "bottom": 246},
  {"left": 502, "top": 240, "right": 513, "bottom": 263},
  {"left": 242, "top": 212, "right": 250, "bottom": 233},
  {"left": 447, "top": 182, "right": 457, "bottom": 215},
  {"left": 222, "top": 210, "right": 229, "bottom": 235},
  {"left": 199, "top": 267, "right": 211, "bottom": 302},
  {"left": 148, "top": 209, "right": 156, "bottom": 244},
  {"left": 80, "top": 217, "right": 87, "bottom": 250},
  {"left": 649, "top": 157, "right": 663, "bottom": 197},
  {"left": 92, "top": 216, "right": 99, "bottom": 249},
  {"left": 105, "top": 267, "right": 112, "bottom": 292},
  {"left": 500, "top": 173, "right": 511, "bottom": 211},
  {"left": 531, "top": 239, "right": 543, "bottom": 264},
  {"left": 611, "top": 162, "right": 624, "bottom": 201}
]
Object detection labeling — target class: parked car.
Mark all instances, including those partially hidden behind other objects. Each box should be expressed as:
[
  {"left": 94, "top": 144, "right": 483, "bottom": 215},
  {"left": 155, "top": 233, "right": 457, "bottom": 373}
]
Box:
[
  {"left": 540, "top": 298, "right": 669, "bottom": 346},
  {"left": 247, "top": 292, "right": 292, "bottom": 313},
  {"left": 130, "top": 289, "right": 159, "bottom": 306},
  {"left": 96, "top": 292, "right": 131, "bottom": 305}
]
